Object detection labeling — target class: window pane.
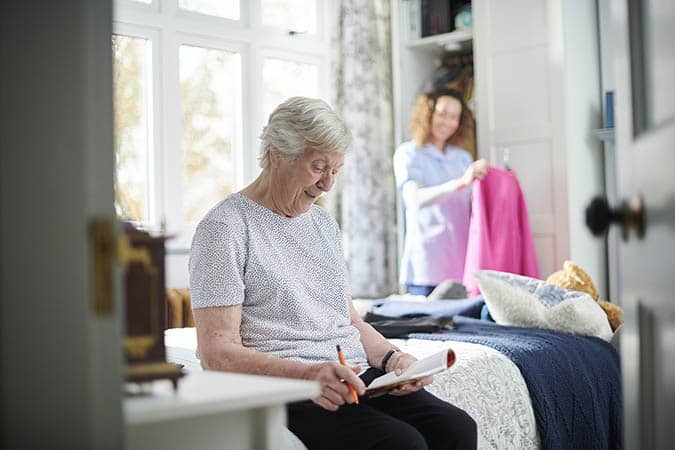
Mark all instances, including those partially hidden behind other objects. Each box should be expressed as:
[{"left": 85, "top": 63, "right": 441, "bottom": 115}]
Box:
[
  {"left": 261, "top": 0, "right": 317, "bottom": 34},
  {"left": 179, "top": 0, "right": 239, "bottom": 20},
  {"left": 112, "top": 34, "right": 152, "bottom": 224},
  {"left": 263, "top": 57, "right": 319, "bottom": 120},
  {"left": 180, "top": 45, "right": 241, "bottom": 226}
]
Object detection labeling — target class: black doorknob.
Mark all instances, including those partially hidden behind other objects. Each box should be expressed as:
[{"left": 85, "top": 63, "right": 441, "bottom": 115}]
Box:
[{"left": 585, "top": 195, "right": 645, "bottom": 241}]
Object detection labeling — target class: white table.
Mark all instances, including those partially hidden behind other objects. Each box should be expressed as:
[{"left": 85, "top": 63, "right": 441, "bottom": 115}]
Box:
[{"left": 124, "top": 371, "right": 320, "bottom": 450}]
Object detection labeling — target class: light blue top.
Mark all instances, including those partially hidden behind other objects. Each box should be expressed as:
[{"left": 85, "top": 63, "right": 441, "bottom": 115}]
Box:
[{"left": 393, "top": 141, "right": 473, "bottom": 286}]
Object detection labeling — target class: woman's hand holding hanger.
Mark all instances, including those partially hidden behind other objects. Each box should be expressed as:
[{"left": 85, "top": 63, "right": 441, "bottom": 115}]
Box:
[{"left": 460, "top": 159, "right": 488, "bottom": 187}]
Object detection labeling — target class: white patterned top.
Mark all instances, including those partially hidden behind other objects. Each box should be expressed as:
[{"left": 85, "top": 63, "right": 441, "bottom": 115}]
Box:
[{"left": 189, "top": 193, "right": 368, "bottom": 368}]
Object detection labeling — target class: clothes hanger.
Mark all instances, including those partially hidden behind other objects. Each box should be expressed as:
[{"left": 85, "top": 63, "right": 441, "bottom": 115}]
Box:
[{"left": 502, "top": 147, "right": 512, "bottom": 171}]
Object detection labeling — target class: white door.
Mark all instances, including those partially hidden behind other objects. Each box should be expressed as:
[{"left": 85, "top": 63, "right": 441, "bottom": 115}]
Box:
[
  {"left": 598, "top": 1, "right": 675, "bottom": 448},
  {"left": 0, "top": 0, "right": 123, "bottom": 447}
]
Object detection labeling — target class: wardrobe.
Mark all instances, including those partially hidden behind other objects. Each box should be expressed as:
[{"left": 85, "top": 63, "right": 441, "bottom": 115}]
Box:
[{"left": 391, "top": 0, "right": 609, "bottom": 298}]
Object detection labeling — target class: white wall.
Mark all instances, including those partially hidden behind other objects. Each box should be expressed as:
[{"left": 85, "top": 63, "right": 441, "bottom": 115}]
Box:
[
  {"left": 598, "top": 0, "right": 615, "bottom": 100},
  {"left": 167, "top": 252, "right": 190, "bottom": 288},
  {"left": 561, "top": 0, "right": 607, "bottom": 298}
]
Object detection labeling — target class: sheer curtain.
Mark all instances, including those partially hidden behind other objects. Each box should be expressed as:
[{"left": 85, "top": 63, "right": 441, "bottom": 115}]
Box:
[{"left": 327, "top": 0, "right": 397, "bottom": 298}]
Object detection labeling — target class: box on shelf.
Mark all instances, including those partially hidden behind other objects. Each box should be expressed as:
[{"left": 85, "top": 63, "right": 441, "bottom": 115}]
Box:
[{"left": 420, "top": 0, "right": 472, "bottom": 38}]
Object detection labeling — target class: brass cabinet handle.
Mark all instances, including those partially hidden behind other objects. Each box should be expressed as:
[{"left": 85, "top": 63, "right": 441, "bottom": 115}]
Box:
[{"left": 90, "top": 217, "right": 116, "bottom": 315}]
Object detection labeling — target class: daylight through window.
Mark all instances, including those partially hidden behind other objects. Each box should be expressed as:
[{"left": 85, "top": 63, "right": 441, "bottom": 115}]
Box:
[{"left": 112, "top": 0, "right": 328, "bottom": 248}]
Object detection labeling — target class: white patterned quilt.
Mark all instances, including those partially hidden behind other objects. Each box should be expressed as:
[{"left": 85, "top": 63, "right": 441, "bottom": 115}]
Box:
[{"left": 390, "top": 338, "right": 540, "bottom": 450}]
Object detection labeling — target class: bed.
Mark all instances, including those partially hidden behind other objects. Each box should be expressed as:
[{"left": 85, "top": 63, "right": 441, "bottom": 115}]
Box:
[
  {"left": 164, "top": 291, "right": 622, "bottom": 450},
  {"left": 164, "top": 327, "right": 540, "bottom": 449}
]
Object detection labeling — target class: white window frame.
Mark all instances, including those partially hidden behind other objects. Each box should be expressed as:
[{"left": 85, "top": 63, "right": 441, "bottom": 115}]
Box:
[
  {"left": 112, "top": 23, "right": 163, "bottom": 230},
  {"left": 113, "top": 0, "right": 332, "bottom": 250},
  {"left": 169, "top": 35, "right": 246, "bottom": 249}
]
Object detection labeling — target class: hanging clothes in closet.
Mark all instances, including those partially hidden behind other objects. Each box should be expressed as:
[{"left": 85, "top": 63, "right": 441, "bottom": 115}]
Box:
[{"left": 462, "top": 166, "right": 540, "bottom": 295}]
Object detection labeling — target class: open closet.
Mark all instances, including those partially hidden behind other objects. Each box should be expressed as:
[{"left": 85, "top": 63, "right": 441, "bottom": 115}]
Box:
[{"left": 391, "top": 0, "right": 608, "bottom": 297}]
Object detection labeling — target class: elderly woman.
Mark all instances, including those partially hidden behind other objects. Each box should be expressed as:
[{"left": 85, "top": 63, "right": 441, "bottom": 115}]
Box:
[
  {"left": 394, "top": 88, "right": 488, "bottom": 296},
  {"left": 189, "top": 96, "right": 477, "bottom": 450}
]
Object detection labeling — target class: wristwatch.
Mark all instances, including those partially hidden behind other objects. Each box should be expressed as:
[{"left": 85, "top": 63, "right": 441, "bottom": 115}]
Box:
[{"left": 381, "top": 349, "right": 399, "bottom": 371}]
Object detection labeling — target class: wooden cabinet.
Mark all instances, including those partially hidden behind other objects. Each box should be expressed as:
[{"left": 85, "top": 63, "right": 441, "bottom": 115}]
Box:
[
  {"left": 123, "top": 224, "right": 168, "bottom": 363},
  {"left": 122, "top": 223, "right": 182, "bottom": 387}
]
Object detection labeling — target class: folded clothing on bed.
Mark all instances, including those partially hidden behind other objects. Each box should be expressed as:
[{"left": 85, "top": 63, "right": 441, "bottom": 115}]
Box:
[
  {"left": 363, "top": 312, "right": 454, "bottom": 338},
  {"left": 410, "top": 317, "right": 622, "bottom": 450},
  {"left": 370, "top": 296, "right": 485, "bottom": 319}
]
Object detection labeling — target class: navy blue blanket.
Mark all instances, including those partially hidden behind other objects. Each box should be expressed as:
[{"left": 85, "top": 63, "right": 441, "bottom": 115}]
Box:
[{"left": 410, "top": 317, "right": 622, "bottom": 450}]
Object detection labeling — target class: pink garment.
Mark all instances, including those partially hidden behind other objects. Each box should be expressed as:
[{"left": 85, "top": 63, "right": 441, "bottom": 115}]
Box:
[{"left": 463, "top": 167, "right": 540, "bottom": 295}]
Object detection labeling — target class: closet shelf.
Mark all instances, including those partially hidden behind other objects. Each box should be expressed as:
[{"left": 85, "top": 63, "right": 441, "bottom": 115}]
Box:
[
  {"left": 592, "top": 128, "right": 615, "bottom": 143},
  {"left": 406, "top": 29, "right": 473, "bottom": 51}
]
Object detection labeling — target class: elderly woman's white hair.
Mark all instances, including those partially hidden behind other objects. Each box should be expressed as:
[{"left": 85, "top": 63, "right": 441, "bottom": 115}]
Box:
[{"left": 258, "top": 97, "right": 352, "bottom": 169}]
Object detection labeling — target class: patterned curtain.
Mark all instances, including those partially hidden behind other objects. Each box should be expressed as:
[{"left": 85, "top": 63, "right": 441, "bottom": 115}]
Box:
[{"left": 326, "top": 0, "right": 397, "bottom": 298}]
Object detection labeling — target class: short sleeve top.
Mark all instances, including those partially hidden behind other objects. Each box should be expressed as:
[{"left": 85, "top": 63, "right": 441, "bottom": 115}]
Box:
[
  {"left": 189, "top": 193, "right": 368, "bottom": 368},
  {"left": 393, "top": 141, "right": 473, "bottom": 285},
  {"left": 393, "top": 141, "right": 473, "bottom": 190}
]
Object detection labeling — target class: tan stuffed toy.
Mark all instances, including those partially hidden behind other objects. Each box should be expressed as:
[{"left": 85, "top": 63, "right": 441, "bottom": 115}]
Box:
[
  {"left": 546, "top": 261, "right": 623, "bottom": 331},
  {"left": 596, "top": 300, "right": 623, "bottom": 332}
]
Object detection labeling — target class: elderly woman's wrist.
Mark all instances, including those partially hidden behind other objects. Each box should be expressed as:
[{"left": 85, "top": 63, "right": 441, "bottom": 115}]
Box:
[{"left": 300, "top": 361, "right": 324, "bottom": 381}]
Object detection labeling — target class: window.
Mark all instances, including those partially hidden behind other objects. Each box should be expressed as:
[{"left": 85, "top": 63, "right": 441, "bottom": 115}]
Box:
[
  {"left": 179, "top": 0, "right": 239, "bottom": 20},
  {"left": 112, "top": 0, "right": 329, "bottom": 249},
  {"left": 262, "top": 56, "right": 320, "bottom": 120},
  {"left": 261, "top": 0, "right": 318, "bottom": 34},
  {"left": 179, "top": 45, "right": 241, "bottom": 225},
  {"left": 112, "top": 34, "right": 153, "bottom": 225}
]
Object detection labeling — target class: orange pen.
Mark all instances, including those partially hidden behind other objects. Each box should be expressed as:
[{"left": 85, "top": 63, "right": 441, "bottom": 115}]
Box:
[{"left": 336, "top": 345, "right": 359, "bottom": 405}]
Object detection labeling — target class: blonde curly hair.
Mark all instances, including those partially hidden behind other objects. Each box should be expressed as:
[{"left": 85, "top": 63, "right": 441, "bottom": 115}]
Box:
[{"left": 409, "top": 88, "right": 470, "bottom": 149}]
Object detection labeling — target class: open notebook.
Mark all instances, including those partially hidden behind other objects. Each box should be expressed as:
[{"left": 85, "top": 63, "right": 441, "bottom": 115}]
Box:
[{"left": 366, "top": 348, "right": 456, "bottom": 397}]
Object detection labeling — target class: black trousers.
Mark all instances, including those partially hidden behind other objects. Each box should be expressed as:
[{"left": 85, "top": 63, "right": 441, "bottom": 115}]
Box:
[{"left": 287, "top": 368, "right": 477, "bottom": 450}]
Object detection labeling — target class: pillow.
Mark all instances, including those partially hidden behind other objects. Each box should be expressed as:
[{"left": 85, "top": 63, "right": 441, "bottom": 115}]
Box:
[
  {"left": 474, "top": 270, "right": 613, "bottom": 341},
  {"left": 477, "top": 270, "right": 589, "bottom": 308}
]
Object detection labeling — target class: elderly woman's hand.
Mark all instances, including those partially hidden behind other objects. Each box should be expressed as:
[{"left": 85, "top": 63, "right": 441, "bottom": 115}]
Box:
[
  {"left": 306, "top": 362, "right": 366, "bottom": 411},
  {"left": 385, "top": 351, "right": 434, "bottom": 396}
]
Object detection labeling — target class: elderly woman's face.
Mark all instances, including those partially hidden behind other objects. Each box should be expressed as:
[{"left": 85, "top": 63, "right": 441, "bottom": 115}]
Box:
[
  {"left": 273, "top": 147, "right": 344, "bottom": 216},
  {"left": 430, "top": 95, "right": 462, "bottom": 144}
]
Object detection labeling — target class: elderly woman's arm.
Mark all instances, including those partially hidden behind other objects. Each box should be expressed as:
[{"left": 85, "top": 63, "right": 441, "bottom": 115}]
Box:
[
  {"left": 348, "top": 300, "right": 399, "bottom": 370},
  {"left": 193, "top": 305, "right": 365, "bottom": 411},
  {"left": 348, "top": 300, "right": 433, "bottom": 395}
]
